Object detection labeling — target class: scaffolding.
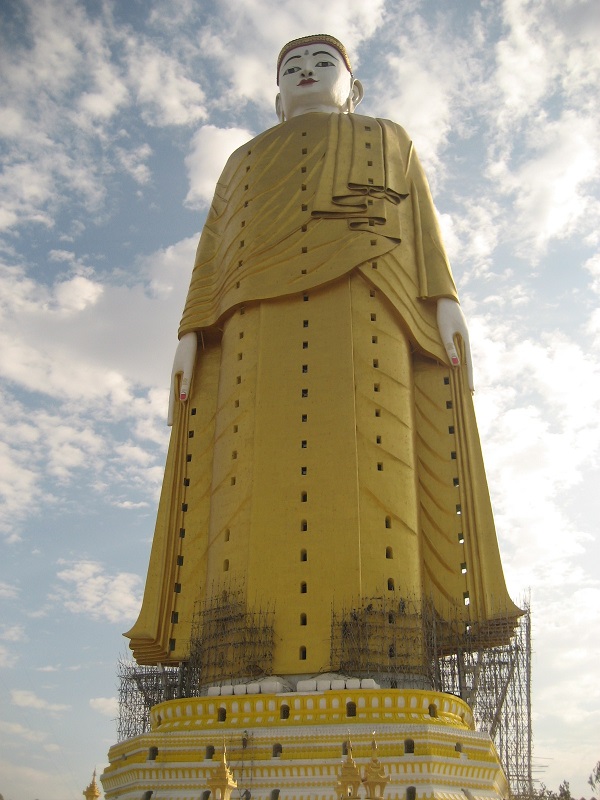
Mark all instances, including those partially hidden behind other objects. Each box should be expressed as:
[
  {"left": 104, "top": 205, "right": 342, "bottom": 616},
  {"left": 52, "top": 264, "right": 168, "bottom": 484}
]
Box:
[
  {"left": 117, "top": 601, "right": 531, "bottom": 799},
  {"left": 330, "top": 596, "right": 532, "bottom": 798},
  {"left": 116, "top": 658, "right": 188, "bottom": 742},
  {"left": 330, "top": 595, "right": 433, "bottom": 687},
  {"left": 438, "top": 605, "right": 533, "bottom": 800},
  {"left": 187, "top": 586, "right": 275, "bottom": 686}
]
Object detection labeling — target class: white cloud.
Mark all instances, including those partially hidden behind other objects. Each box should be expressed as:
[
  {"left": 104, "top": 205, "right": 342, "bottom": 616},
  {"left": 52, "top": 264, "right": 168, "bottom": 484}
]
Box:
[
  {"left": 114, "top": 500, "right": 150, "bottom": 509},
  {"left": 115, "top": 143, "right": 153, "bottom": 185},
  {"left": 0, "top": 580, "right": 19, "bottom": 598},
  {"left": 446, "top": 199, "right": 504, "bottom": 276},
  {"left": 0, "top": 720, "right": 47, "bottom": 744},
  {"left": 90, "top": 696, "right": 119, "bottom": 717},
  {"left": 185, "top": 125, "right": 255, "bottom": 208},
  {"left": 0, "top": 625, "right": 25, "bottom": 642},
  {"left": 584, "top": 252, "right": 600, "bottom": 296},
  {"left": 468, "top": 315, "right": 600, "bottom": 594},
  {"left": 53, "top": 273, "right": 104, "bottom": 314},
  {"left": 0, "top": 234, "right": 201, "bottom": 538},
  {"left": 494, "top": 0, "right": 600, "bottom": 130},
  {"left": 126, "top": 42, "right": 207, "bottom": 126},
  {"left": 76, "top": 55, "right": 129, "bottom": 124},
  {"left": 55, "top": 559, "right": 142, "bottom": 623},
  {"left": 11, "top": 689, "right": 70, "bottom": 713},
  {"left": 494, "top": 0, "right": 557, "bottom": 127},
  {"left": 0, "top": 645, "right": 18, "bottom": 668},
  {"left": 492, "top": 111, "right": 599, "bottom": 255}
]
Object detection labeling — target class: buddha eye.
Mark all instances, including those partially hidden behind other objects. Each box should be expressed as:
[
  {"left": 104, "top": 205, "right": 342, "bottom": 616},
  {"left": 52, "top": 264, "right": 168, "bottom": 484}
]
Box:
[
  {"left": 283, "top": 65, "right": 301, "bottom": 75},
  {"left": 315, "top": 61, "right": 334, "bottom": 68}
]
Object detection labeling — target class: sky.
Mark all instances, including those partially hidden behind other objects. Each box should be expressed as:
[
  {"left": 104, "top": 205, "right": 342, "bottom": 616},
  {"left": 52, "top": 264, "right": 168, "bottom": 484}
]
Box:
[{"left": 0, "top": 0, "right": 599, "bottom": 798}]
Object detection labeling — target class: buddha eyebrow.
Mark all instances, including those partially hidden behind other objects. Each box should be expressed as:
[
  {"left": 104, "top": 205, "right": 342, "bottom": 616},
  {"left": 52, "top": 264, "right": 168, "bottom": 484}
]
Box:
[{"left": 282, "top": 49, "right": 340, "bottom": 68}]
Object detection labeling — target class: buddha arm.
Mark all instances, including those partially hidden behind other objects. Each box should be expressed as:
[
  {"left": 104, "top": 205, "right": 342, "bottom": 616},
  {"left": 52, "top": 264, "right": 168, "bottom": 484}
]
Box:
[{"left": 398, "top": 123, "right": 473, "bottom": 387}]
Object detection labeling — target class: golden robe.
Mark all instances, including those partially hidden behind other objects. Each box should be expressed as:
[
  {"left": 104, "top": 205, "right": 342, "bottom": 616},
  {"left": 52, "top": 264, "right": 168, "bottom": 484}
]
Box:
[{"left": 126, "top": 113, "right": 519, "bottom": 678}]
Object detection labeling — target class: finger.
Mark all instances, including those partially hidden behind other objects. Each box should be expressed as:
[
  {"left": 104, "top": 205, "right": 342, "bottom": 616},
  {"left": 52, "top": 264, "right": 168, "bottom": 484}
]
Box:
[
  {"left": 445, "top": 340, "right": 460, "bottom": 367},
  {"left": 179, "top": 373, "right": 191, "bottom": 402}
]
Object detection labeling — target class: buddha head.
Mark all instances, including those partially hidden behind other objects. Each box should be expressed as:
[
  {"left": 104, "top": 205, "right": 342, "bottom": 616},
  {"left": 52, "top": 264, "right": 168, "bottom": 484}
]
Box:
[{"left": 275, "top": 34, "right": 363, "bottom": 122}]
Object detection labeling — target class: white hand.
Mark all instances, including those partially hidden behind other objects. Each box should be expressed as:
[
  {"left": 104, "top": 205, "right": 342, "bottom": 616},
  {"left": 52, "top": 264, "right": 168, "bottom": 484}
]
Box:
[
  {"left": 167, "top": 332, "right": 197, "bottom": 426},
  {"left": 436, "top": 297, "right": 474, "bottom": 392}
]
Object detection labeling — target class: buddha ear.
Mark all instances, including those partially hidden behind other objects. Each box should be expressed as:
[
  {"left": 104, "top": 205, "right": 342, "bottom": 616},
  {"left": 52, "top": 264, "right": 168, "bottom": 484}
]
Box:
[
  {"left": 349, "top": 79, "right": 364, "bottom": 112},
  {"left": 275, "top": 93, "right": 285, "bottom": 123}
]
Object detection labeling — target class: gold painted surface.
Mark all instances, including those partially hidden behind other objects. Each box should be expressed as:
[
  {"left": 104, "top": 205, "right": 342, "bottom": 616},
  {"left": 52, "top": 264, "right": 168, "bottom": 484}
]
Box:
[{"left": 126, "top": 111, "right": 518, "bottom": 670}]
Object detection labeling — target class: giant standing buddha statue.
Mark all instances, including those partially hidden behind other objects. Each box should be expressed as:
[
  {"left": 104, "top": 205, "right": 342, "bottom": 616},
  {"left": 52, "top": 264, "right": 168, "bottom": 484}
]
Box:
[{"left": 102, "top": 35, "right": 521, "bottom": 800}]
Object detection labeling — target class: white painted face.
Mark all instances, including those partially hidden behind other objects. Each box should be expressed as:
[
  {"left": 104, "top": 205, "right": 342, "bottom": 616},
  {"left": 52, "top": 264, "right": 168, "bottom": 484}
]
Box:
[{"left": 277, "top": 44, "right": 358, "bottom": 120}]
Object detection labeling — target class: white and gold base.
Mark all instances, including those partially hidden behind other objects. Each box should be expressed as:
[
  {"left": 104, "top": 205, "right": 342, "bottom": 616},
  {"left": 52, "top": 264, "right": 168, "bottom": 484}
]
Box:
[{"left": 101, "top": 689, "right": 508, "bottom": 800}]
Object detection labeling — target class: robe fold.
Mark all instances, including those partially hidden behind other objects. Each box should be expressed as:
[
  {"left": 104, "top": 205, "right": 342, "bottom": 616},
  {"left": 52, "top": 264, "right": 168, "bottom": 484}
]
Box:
[{"left": 126, "top": 112, "right": 519, "bottom": 675}]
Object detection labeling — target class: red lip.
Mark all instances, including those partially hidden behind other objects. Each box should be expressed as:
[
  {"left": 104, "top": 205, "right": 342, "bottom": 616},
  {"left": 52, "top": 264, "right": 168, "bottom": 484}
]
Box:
[{"left": 298, "top": 78, "right": 317, "bottom": 86}]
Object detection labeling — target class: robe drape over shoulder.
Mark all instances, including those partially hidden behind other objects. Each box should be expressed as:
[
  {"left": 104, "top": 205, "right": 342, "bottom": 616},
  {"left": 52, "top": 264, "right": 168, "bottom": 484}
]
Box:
[{"left": 126, "top": 112, "right": 519, "bottom": 676}]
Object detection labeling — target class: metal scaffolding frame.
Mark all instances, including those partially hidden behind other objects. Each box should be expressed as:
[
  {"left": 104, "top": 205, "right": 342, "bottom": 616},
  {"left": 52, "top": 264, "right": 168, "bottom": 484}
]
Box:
[
  {"left": 187, "top": 586, "right": 275, "bottom": 687},
  {"left": 117, "top": 601, "right": 531, "bottom": 798}
]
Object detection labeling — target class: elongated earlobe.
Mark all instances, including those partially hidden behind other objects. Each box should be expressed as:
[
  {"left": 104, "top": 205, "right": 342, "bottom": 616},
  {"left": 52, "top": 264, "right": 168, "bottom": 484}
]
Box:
[
  {"left": 348, "top": 79, "right": 364, "bottom": 112},
  {"left": 275, "top": 93, "right": 285, "bottom": 123}
]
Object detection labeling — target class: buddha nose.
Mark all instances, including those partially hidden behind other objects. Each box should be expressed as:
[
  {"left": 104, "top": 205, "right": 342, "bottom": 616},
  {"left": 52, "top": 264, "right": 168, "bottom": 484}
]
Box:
[{"left": 300, "top": 57, "right": 314, "bottom": 77}]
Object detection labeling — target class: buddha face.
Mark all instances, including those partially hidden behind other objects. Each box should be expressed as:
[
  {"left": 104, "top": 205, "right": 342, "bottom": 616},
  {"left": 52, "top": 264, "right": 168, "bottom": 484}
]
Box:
[{"left": 276, "top": 43, "right": 363, "bottom": 120}]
